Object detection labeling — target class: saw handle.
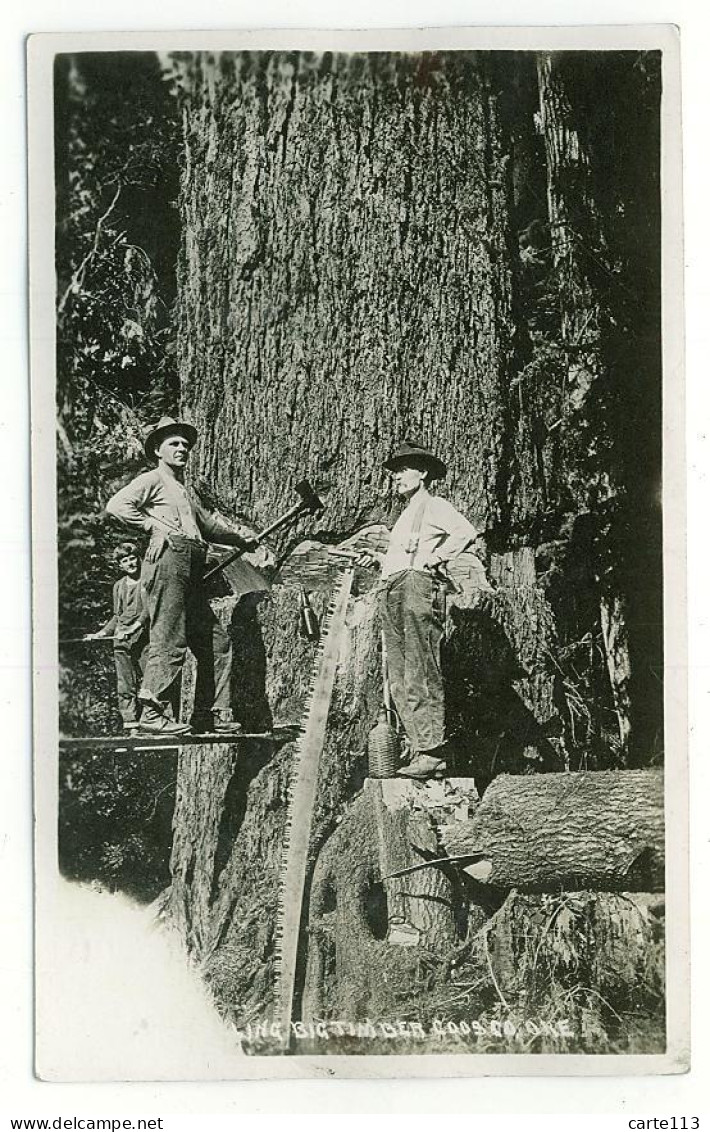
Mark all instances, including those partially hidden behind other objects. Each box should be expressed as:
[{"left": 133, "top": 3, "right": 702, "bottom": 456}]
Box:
[{"left": 380, "top": 630, "right": 400, "bottom": 732}]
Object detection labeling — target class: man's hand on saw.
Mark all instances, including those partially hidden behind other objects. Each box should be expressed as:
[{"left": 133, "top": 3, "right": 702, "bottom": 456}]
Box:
[{"left": 355, "top": 550, "right": 382, "bottom": 569}]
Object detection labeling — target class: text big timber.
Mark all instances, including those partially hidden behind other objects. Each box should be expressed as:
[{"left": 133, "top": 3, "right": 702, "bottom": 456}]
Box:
[{"left": 241, "top": 1017, "right": 577, "bottom": 1045}]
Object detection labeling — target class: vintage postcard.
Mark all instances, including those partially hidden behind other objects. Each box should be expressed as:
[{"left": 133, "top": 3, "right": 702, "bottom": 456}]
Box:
[{"left": 28, "top": 25, "right": 687, "bottom": 1080}]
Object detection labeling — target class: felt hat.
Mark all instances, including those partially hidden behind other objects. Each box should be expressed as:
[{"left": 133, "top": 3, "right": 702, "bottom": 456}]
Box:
[
  {"left": 144, "top": 415, "right": 198, "bottom": 461},
  {"left": 384, "top": 438, "right": 447, "bottom": 480}
]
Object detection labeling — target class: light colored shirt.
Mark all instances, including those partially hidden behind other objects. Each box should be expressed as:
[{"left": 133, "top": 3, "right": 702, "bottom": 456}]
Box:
[
  {"left": 381, "top": 489, "right": 479, "bottom": 578},
  {"left": 106, "top": 467, "right": 241, "bottom": 546}
]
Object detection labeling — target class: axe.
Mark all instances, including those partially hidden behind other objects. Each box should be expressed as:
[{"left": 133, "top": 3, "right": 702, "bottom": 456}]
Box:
[{"left": 203, "top": 479, "right": 324, "bottom": 582}]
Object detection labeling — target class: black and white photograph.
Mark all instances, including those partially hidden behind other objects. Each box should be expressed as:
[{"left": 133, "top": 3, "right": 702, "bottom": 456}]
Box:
[{"left": 28, "top": 26, "right": 686, "bottom": 1079}]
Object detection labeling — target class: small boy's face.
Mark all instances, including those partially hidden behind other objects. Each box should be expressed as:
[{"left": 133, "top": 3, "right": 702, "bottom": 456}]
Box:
[{"left": 119, "top": 553, "right": 139, "bottom": 577}]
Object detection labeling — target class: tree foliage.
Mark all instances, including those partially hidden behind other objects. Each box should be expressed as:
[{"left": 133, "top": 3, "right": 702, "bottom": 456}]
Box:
[
  {"left": 59, "top": 751, "right": 177, "bottom": 899},
  {"left": 55, "top": 53, "right": 181, "bottom": 725},
  {"left": 55, "top": 54, "right": 182, "bottom": 896}
]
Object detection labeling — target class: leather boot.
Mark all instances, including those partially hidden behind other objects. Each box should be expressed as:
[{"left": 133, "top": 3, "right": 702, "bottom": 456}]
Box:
[
  {"left": 396, "top": 752, "right": 447, "bottom": 780},
  {"left": 138, "top": 704, "right": 190, "bottom": 736},
  {"left": 213, "top": 710, "right": 244, "bottom": 736}
]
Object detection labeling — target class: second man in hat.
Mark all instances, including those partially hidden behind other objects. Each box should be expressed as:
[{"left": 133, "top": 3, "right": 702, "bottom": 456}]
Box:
[{"left": 361, "top": 439, "right": 480, "bottom": 779}]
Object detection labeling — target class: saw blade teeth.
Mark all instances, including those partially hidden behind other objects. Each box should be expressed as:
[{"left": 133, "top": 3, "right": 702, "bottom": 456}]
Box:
[{"left": 271, "top": 567, "right": 355, "bottom": 1044}]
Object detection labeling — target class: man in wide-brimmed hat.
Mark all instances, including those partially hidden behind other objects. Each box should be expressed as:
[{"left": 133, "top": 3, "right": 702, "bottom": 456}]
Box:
[
  {"left": 360, "top": 439, "right": 480, "bottom": 779},
  {"left": 106, "top": 416, "right": 257, "bottom": 735}
]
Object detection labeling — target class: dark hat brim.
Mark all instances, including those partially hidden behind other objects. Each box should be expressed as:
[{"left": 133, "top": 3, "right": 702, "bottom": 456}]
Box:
[
  {"left": 384, "top": 452, "right": 447, "bottom": 479},
  {"left": 144, "top": 421, "right": 198, "bottom": 461}
]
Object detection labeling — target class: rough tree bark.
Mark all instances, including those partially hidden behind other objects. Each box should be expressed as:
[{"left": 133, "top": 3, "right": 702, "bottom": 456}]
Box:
[
  {"left": 536, "top": 52, "right": 610, "bottom": 511},
  {"left": 166, "top": 557, "right": 385, "bottom": 1019},
  {"left": 174, "top": 50, "right": 523, "bottom": 535},
  {"left": 300, "top": 769, "right": 664, "bottom": 1033},
  {"left": 169, "top": 49, "right": 548, "bottom": 1022},
  {"left": 165, "top": 51, "right": 663, "bottom": 1045}
]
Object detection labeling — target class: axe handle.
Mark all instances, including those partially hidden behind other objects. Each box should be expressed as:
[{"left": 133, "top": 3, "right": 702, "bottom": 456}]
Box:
[
  {"left": 203, "top": 502, "right": 305, "bottom": 582},
  {"left": 203, "top": 550, "right": 246, "bottom": 582}
]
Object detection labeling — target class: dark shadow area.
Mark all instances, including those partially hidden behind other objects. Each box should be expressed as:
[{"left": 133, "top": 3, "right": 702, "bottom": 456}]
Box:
[
  {"left": 320, "top": 880, "right": 338, "bottom": 916},
  {"left": 229, "top": 598, "right": 275, "bottom": 732},
  {"left": 209, "top": 737, "right": 287, "bottom": 902},
  {"left": 443, "top": 603, "right": 561, "bottom": 790},
  {"left": 59, "top": 645, "right": 118, "bottom": 737},
  {"left": 58, "top": 749, "right": 177, "bottom": 902},
  {"left": 363, "top": 876, "right": 389, "bottom": 941}
]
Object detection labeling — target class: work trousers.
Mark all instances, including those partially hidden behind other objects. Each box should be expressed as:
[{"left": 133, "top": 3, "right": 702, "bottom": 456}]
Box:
[
  {"left": 379, "top": 569, "right": 445, "bottom": 753},
  {"left": 113, "top": 632, "right": 148, "bottom": 724},
  {"left": 140, "top": 535, "right": 231, "bottom": 717}
]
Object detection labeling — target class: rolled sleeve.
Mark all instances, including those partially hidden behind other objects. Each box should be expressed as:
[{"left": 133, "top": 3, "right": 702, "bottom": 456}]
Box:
[
  {"left": 196, "top": 503, "right": 248, "bottom": 546},
  {"left": 430, "top": 500, "right": 479, "bottom": 564},
  {"left": 106, "top": 472, "right": 157, "bottom": 533}
]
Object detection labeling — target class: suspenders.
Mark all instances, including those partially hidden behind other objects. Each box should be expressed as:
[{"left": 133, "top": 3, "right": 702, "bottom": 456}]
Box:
[
  {"left": 404, "top": 495, "right": 448, "bottom": 621},
  {"left": 406, "top": 495, "right": 429, "bottom": 568}
]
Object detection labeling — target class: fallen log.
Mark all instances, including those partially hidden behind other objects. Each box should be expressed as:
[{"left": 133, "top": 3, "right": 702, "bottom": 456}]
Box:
[
  {"left": 300, "top": 771, "right": 665, "bottom": 1041},
  {"left": 440, "top": 768, "right": 664, "bottom": 892}
]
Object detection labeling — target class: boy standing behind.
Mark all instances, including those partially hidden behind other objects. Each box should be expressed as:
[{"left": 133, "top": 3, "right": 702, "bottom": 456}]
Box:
[{"left": 85, "top": 542, "right": 149, "bottom": 731}]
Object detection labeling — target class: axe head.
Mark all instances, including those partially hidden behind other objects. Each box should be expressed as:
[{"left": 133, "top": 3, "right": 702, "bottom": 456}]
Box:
[{"left": 294, "top": 479, "right": 324, "bottom": 515}]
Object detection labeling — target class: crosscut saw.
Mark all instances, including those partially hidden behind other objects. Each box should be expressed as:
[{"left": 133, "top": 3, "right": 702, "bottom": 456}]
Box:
[{"left": 272, "top": 561, "right": 356, "bottom": 1049}]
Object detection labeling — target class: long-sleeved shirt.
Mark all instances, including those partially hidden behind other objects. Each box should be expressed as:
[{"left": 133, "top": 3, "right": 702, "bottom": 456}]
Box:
[
  {"left": 98, "top": 576, "right": 149, "bottom": 638},
  {"left": 106, "top": 467, "right": 244, "bottom": 546},
  {"left": 381, "top": 489, "right": 479, "bottom": 579}
]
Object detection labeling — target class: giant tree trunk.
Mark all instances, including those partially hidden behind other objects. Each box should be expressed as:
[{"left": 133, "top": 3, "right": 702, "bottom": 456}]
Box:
[
  {"left": 302, "top": 777, "right": 480, "bottom": 1024},
  {"left": 166, "top": 562, "right": 385, "bottom": 1020},
  {"left": 535, "top": 54, "right": 663, "bottom": 765},
  {"left": 299, "top": 770, "right": 664, "bottom": 1044},
  {"left": 175, "top": 50, "right": 525, "bottom": 536},
  {"left": 169, "top": 49, "right": 545, "bottom": 1023},
  {"left": 166, "top": 50, "right": 664, "bottom": 1047},
  {"left": 536, "top": 51, "right": 609, "bottom": 510}
]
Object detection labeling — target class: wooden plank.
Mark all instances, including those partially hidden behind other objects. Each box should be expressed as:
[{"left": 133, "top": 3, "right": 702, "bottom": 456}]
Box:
[{"left": 59, "top": 725, "right": 298, "bottom": 754}]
